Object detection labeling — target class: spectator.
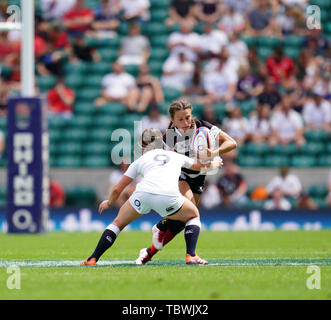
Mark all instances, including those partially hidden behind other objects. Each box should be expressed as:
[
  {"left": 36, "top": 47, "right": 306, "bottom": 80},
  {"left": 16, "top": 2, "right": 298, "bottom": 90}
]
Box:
[
  {"left": 47, "top": 26, "right": 71, "bottom": 51},
  {"left": 0, "top": 31, "right": 20, "bottom": 63},
  {"left": 200, "top": 182, "right": 221, "bottom": 209},
  {"left": 47, "top": 78, "right": 75, "bottom": 118},
  {"left": 49, "top": 179, "right": 66, "bottom": 208},
  {"left": 161, "top": 52, "right": 195, "bottom": 92},
  {"left": 69, "top": 36, "right": 101, "bottom": 63},
  {"left": 275, "top": 4, "right": 296, "bottom": 35},
  {"left": 288, "top": 76, "right": 307, "bottom": 112},
  {"left": 198, "top": 23, "right": 228, "bottom": 58},
  {"left": 226, "top": 30, "right": 249, "bottom": 65},
  {"left": 235, "top": 61, "right": 263, "bottom": 101},
  {"left": 89, "top": 0, "right": 121, "bottom": 37},
  {"left": 183, "top": 62, "right": 207, "bottom": 103},
  {"left": 167, "top": 20, "right": 200, "bottom": 62},
  {"left": 222, "top": 106, "right": 250, "bottom": 145},
  {"left": 194, "top": 0, "right": 222, "bottom": 24},
  {"left": 303, "top": 84, "right": 331, "bottom": 132},
  {"left": 108, "top": 160, "right": 137, "bottom": 208},
  {"left": 248, "top": 104, "right": 272, "bottom": 144},
  {"left": 246, "top": 0, "right": 280, "bottom": 37},
  {"left": 202, "top": 51, "right": 238, "bottom": 103},
  {"left": 248, "top": 46, "right": 268, "bottom": 79},
  {"left": 326, "top": 171, "right": 331, "bottom": 207},
  {"left": 121, "top": 0, "right": 150, "bottom": 23},
  {"left": 165, "top": 0, "right": 197, "bottom": 27},
  {"left": 95, "top": 61, "right": 138, "bottom": 110},
  {"left": 36, "top": 42, "right": 65, "bottom": 77},
  {"left": 41, "top": 0, "right": 76, "bottom": 22},
  {"left": 266, "top": 47, "right": 295, "bottom": 85},
  {"left": 257, "top": 77, "right": 281, "bottom": 109},
  {"left": 62, "top": 0, "right": 94, "bottom": 36},
  {"left": 264, "top": 187, "right": 292, "bottom": 210},
  {"left": 135, "top": 64, "right": 164, "bottom": 113},
  {"left": 222, "top": 0, "right": 252, "bottom": 15},
  {"left": 218, "top": 5, "right": 245, "bottom": 35},
  {"left": 266, "top": 166, "right": 302, "bottom": 199},
  {"left": 201, "top": 102, "right": 222, "bottom": 127},
  {"left": 141, "top": 104, "right": 169, "bottom": 134},
  {"left": 217, "top": 163, "right": 248, "bottom": 208},
  {"left": 118, "top": 23, "right": 150, "bottom": 66},
  {"left": 269, "top": 95, "right": 306, "bottom": 146},
  {"left": 297, "top": 191, "right": 318, "bottom": 210},
  {"left": 0, "top": 2, "right": 7, "bottom": 21}
]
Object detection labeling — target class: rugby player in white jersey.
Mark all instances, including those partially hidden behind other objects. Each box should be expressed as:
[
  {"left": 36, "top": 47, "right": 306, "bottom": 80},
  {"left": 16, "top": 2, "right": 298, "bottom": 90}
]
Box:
[
  {"left": 81, "top": 128, "right": 223, "bottom": 266},
  {"left": 136, "top": 99, "right": 237, "bottom": 265}
]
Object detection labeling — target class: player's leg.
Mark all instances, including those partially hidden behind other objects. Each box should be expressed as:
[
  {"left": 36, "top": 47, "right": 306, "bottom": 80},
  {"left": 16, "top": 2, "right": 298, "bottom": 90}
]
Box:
[
  {"left": 167, "top": 198, "right": 208, "bottom": 265},
  {"left": 81, "top": 200, "right": 141, "bottom": 265},
  {"left": 152, "top": 180, "right": 203, "bottom": 249},
  {"left": 140, "top": 180, "right": 194, "bottom": 262}
]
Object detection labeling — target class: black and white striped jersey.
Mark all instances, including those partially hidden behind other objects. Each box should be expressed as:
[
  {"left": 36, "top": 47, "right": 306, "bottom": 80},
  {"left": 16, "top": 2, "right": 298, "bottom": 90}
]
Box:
[{"left": 163, "top": 119, "right": 221, "bottom": 177}]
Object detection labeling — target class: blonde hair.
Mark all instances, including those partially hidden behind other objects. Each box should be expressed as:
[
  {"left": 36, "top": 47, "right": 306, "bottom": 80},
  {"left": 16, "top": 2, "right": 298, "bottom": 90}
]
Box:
[{"left": 140, "top": 128, "right": 163, "bottom": 150}]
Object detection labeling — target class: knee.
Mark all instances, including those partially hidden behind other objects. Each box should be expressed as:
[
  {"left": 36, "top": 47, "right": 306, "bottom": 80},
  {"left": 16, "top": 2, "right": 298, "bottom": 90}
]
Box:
[{"left": 186, "top": 208, "right": 199, "bottom": 221}]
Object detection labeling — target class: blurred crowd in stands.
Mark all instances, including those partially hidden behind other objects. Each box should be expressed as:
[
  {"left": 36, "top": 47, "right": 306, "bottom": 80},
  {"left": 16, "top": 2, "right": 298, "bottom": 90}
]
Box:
[{"left": 0, "top": 0, "right": 330, "bottom": 209}]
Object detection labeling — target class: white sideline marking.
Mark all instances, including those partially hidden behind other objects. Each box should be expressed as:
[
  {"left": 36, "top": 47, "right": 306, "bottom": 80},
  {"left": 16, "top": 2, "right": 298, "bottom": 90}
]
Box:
[
  {"left": 0, "top": 260, "right": 135, "bottom": 268},
  {"left": 0, "top": 259, "right": 330, "bottom": 268}
]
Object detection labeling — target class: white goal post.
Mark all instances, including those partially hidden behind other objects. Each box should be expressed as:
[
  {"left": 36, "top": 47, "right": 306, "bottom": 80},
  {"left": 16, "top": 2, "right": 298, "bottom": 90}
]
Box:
[{"left": 0, "top": 0, "right": 35, "bottom": 97}]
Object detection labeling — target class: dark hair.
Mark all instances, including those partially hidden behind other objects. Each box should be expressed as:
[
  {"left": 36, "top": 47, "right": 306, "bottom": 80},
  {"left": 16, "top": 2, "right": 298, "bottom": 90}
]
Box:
[{"left": 167, "top": 99, "right": 195, "bottom": 129}]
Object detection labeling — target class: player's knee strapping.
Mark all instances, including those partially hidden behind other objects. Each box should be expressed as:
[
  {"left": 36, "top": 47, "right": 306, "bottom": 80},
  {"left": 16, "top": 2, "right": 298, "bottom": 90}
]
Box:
[
  {"left": 156, "top": 219, "right": 186, "bottom": 246},
  {"left": 157, "top": 219, "right": 185, "bottom": 234}
]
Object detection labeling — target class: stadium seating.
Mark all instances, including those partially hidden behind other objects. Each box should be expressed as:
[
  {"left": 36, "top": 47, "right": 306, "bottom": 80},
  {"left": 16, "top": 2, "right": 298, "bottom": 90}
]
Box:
[{"left": 0, "top": 0, "right": 330, "bottom": 209}]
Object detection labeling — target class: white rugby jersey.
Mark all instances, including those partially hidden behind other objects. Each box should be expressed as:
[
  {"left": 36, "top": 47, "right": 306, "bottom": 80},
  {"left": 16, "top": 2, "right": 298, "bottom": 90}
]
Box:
[{"left": 124, "top": 149, "right": 195, "bottom": 196}]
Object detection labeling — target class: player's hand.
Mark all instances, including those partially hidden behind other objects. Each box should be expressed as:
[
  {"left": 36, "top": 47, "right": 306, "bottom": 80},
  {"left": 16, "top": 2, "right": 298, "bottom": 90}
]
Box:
[
  {"left": 214, "top": 156, "right": 223, "bottom": 168},
  {"left": 98, "top": 200, "right": 111, "bottom": 215}
]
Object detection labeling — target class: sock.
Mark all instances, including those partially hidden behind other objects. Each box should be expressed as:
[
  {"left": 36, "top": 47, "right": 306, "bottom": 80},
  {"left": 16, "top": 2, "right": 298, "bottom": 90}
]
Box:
[
  {"left": 184, "top": 218, "right": 201, "bottom": 257},
  {"left": 147, "top": 219, "right": 186, "bottom": 258},
  {"left": 163, "top": 220, "right": 185, "bottom": 245},
  {"left": 90, "top": 224, "right": 120, "bottom": 261},
  {"left": 147, "top": 244, "right": 158, "bottom": 257},
  {"left": 147, "top": 220, "right": 186, "bottom": 258}
]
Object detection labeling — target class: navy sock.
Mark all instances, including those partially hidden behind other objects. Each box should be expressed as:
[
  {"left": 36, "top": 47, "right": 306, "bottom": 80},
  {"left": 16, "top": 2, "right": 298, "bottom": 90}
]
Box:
[
  {"left": 90, "top": 229, "right": 117, "bottom": 261},
  {"left": 184, "top": 225, "right": 200, "bottom": 256}
]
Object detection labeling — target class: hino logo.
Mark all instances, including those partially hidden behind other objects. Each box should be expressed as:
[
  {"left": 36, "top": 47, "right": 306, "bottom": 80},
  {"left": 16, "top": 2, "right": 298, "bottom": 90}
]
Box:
[{"left": 13, "top": 133, "right": 34, "bottom": 206}]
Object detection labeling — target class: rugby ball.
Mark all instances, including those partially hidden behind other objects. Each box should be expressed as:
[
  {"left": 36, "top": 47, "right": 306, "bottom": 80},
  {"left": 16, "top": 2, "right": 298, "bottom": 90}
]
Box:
[{"left": 192, "top": 127, "right": 215, "bottom": 154}]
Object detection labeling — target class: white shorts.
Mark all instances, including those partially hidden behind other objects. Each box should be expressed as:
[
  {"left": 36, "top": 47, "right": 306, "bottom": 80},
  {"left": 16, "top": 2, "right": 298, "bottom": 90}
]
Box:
[{"left": 129, "top": 191, "right": 185, "bottom": 217}]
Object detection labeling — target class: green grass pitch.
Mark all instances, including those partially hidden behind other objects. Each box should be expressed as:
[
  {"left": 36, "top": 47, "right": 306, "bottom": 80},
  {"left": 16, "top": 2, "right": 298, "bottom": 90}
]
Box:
[{"left": 0, "top": 231, "right": 330, "bottom": 300}]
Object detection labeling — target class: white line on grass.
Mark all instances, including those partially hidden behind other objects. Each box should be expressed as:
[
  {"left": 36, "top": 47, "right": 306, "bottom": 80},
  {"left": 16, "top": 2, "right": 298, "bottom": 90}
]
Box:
[{"left": 0, "top": 259, "right": 330, "bottom": 268}]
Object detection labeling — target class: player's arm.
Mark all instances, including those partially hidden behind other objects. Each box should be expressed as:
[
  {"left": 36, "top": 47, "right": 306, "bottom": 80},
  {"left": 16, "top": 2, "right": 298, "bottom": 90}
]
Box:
[
  {"left": 213, "top": 130, "right": 237, "bottom": 156},
  {"left": 185, "top": 157, "right": 223, "bottom": 172},
  {"left": 198, "top": 129, "right": 237, "bottom": 160},
  {"left": 99, "top": 175, "right": 133, "bottom": 214},
  {"left": 191, "top": 158, "right": 223, "bottom": 172}
]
